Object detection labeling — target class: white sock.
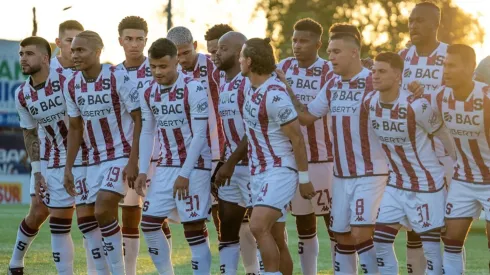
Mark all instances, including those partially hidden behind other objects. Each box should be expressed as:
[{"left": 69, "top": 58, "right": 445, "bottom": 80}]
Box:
[
  {"left": 83, "top": 237, "right": 97, "bottom": 275},
  {"left": 298, "top": 233, "right": 318, "bottom": 275},
  {"left": 9, "top": 219, "right": 39, "bottom": 268},
  {"left": 442, "top": 237, "right": 464, "bottom": 275},
  {"left": 239, "top": 222, "right": 259, "bottom": 274},
  {"left": 162, "top": 223, "right": 173, "bottom": 251},
  {"left": 328, "top": 230, "right": 336, "bottom": 266},
  {"left": 263, "top": 272, "right": 282, "bottom": 275},
  {"left": 335, "top": 244, "right": 358, "bottom": 275},
  {"left": 185, "top": 228, "right": 212, "bottom": 275},
  {"left": 374, "top": 225, "right": 399, "bottom": 274},
  {"left": 356, "top": 239, "right": 379, "bottom": 274},
  {"left": 122, "top": 227, "right": 140, "bottom": 275},
  {"left": 78, "top": 216, "right": 110, "bottom": 275},
  {"left": 257, "top": 247, "right": 264, "bottom": 272},
  {"left": 421, "top": 232, "right": 443, "bottom": 275},
  {"left": 407, "top": 231, "right": 426, "bottom": 275},
  {"left": 100, "top": 220, "right": 125, "bottom": 275},
  {"left": 50, "top": 217, "right": 74, "bottom": 275},
  {"left": 141, "top": 226, "right": 173, "bottom": 274},
  {"left": 219, "top": 241, "right": 240, "bottom": 275}
]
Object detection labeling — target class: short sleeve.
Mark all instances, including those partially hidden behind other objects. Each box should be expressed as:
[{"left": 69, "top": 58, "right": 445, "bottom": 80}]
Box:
[
  {"left": 187, "top": 80, "right": 209, "bottom": 120},
  {"left": 116, "top": 71, "right": 140, "bottom": 112},
  {"left": 15, "top": 88, "right": 37, "bottom": 129},
  {"left": 63, "top": 76, "right": 81, "bottom": 117},
  {"left": 267, "top": 90, "right": 298, "bottom": 126},
  {"left": 414, "top": 99, "right": 442, "bottom": 134},
  {"left": 307, "top": 81, "right": 331, "bottom": 118}
]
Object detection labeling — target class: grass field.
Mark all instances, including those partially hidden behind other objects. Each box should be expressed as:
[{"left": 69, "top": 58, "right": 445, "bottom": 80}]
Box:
[{"left": 0, "top": 205, "right": 488, "bottom": 274}]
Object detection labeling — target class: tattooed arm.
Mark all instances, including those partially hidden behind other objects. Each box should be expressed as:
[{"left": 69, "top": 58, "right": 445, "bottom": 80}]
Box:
[{"left": 23, "top": 127, "right": 40, "bottom": 162}]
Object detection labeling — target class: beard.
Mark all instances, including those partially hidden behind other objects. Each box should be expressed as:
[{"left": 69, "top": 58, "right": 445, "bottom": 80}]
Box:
[
  {"left": 217, "top": 57, "right": 235, "bottom": 71},
  {"left": 22, "top": 64, "right": 42, "bottom": 76}
]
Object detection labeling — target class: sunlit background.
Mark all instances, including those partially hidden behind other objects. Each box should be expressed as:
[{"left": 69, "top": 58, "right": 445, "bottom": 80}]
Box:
[{"left": 0, "top": 0, "right": 487, "bottom": 63}]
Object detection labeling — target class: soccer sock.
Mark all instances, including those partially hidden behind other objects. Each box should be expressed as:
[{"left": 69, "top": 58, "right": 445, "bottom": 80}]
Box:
[
  {"left": 122, "top": 227, "right": 139, "bottom": 275},
  {"left": 335, "top": 243, "right": 358, "bottom": 275},
  {"left": 328, "top": 230, "right": 336, "bottom": 266},
  {"left": 141, "top": 216, "right": 173, "bottom": 274},
  {"left": 298, "top": 231, "right": 318, "bottom": 275},
  {"left": 162, "top": 223, "right": 173, "bottom": 251},
  {"left": 263, "top": 272, "right": 282, "bottom": 275},
  {"left": 100, "top": 220, "right": 125, "bottom": 275},
  {"left": 257, "top": 246, "right": 265, "bottom": 273},
  {"left": 421, "top": 231, "right": 443, "bottom": 275},
  {"left": 219, "top": 240, "right": 240, "bottom": 275},
  {"left": 83, "top": 237, "right": 97, "bottom": 275},
  {"left": 239, "top": 222, "right": 259, "bottom": 274},
  {"left": 442, "top": 237, "right": 464, "bottom": 275},
  {"left": 78, "top": 216, "right": 110, "bottom": 275},
  {"left": 374, "top": 225, "right": 399, "bottom": 274},
  {"left": 407, "top": 230, "right": 426, "bottom": 275},
  {"left": 50, "top": 217, "right": 74, "bottom": 275},
  {"left": 9, "top": 219, "right": 39, "bottom": 268},
  {"left": 356, "top": 239, "right": 379, "bottom": 274},
  {"left": 185, "top": 226, "right": 212, "bottom": 275}
]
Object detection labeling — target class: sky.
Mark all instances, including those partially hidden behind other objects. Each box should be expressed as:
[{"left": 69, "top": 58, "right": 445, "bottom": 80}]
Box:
[{"left": 0, "top": 0, "right": 487, "bottom": 63}]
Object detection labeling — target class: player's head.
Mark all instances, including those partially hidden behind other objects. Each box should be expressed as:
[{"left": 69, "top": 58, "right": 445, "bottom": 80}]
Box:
[
  {"left": 292, "top": 18, "right": 323, "bottom": 62},
  {"left": 205, "top": 24, "right": 234, "bottom": 64},
  {"left": 327, "top": 29, "right": 361, "bottom": 76},
  {"left": 372, "top": 52, "right": 404, "bottom": 92},
  {"left": 148, "top": 38, "right": 179, "bottom": 85},
  {"left": 215, "top": 31, "right": 247, "bottom": 72},
  {"left": 475, "top": 56, "right": 490, "bottom": 85},
  {"left": 329, "top": 23, "right": 362, "bottom": 41},
  {"left": 118, "top": 16, "right": 148, "bottom": 60},
  {"left": 19, "top": 36, "right": 51, "bottom": 75},
  {"left": 56, "top": 20, "right": 84, "bottom": 60},
  {"left": 167, "top": 26, "right": 197, "bottom": 71},
  {"left": 71, "top": 31, "right": 104, "bottom": 71},
  {"left": 444, "top": 44, "right": 476, "bottom": 89},
  {"left": 409, "top": 2, "right": 441, "bottom": 46},
  {"left": 240, "top": 37, "right": 276, "bottom": 77}
]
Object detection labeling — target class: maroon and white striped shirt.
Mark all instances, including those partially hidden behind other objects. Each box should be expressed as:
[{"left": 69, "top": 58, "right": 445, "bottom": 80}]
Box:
[
  {"left": 141, "top": 72, "right": 211, "bottom": 169},
  {"left": 180, "top": 53, "right": 224, "bottom": 161},
  {"left": 434, "top": 81, "right": 490, "bottom": 184},
  {"left": 15, "top": 70, "right": 88, "bottom": 168},
  {"left": 64, "top": 64, "right": 139, "bottom": 165},
  {"left": 278, "top": 57, "right": 334, "bottom": 163},
  {"left": 365, "top": 90, "right": 445, "bottom": 192},
  {"left": 308, "top": 68, "right": 388, "bottom": 178}
]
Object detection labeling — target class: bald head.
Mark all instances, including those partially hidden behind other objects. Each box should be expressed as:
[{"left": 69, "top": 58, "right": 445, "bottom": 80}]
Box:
[
  {"left": 219, "top": 31, "right": 247, "bottom": 50},
  {"left": 215, "top": 31, "right": 247, "bottom": 73}
]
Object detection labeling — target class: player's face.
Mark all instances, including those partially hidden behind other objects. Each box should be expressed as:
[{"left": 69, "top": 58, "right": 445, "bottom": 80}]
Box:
[
  {"left": 443, "top": 53, "right": 473, "bottom": 89},
  {"left": 149, "top": 55, "right": 179, "bottom": 85},
  {"left": 215, "top": 39, "right": 237, "bottom": 71},
  {"left": 19, "top": 45, "right": 48, "bottom": 75},
  {"left": 119, "top": 29, "right": 147, "bottom": 60},
  {"left": 292, "top": 30, "right": 320, "bottom": 62},
  {"left": 239, "top": 45, "right": 251, "bottom": 77},
  {"left": 206, "top": 39, "right": 219, "bottom": 64},
  {"left": 372, "top": 61, "right": 401, "bottom": 92},
  {"left": 327, "top": 39, "right": 356, "bottom": 76},
  {"left": 57, "top": 29, "right": 82, "bottom": 61},
  {"left": 409, "top": 7, "right": 437, "bottom": 46},
  {"left": 71, "top": 37, "right": 100, "bottom": 71},
  {"left": 176, "top": 42, "right": 197, "bottom": 71}
]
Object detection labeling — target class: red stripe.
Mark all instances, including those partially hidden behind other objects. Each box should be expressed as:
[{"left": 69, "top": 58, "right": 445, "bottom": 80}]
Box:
[
  {"left": 99, "top": 117, "right": 115, "bottom": 159},
  {"left": 320, "top": 61, "right": 331, "bottom": 89},
  {"left": 258, "top": 91, "right": 281, "bottom": 169},
  {"left": 30, "top": 86, "right": 38, "bottom": 102},
  {"left": 206, "top": 58, "right": 225, "bottom": 158},
  {"left": 68, "top": 78, "right": 76, "bottom": 103},
  {"left": 173, "top": 128, "right": 187, "bottom": 165},
  {"left": 375, "top": 102, "right": 383, "bottom": 117},
  {"left": 395, "top": 145, "right": 418, "bottom": 190},
  {"left": 391, "top": 104, "right": 399, "bottom": 119},
  {"left": 436, "top": 88, "right": 444, "bottom": 115},
  {"left": 464, "top": 95, "right": 474, "bottom": 112},
  {"left": 469, "top": 139, "right": 490, "bottom": 181},
  {"left": 160, "top": 129, "right": 173, "bottom": 166},
  {"left": 44, "top": 81, "right": 53, "bottom": 96},
  {"left": 410, "top": 52, "right": 420, "bottom": 65},
  {"left": 281, "top": 58, "right": 293, "bottom": 73},
  {"left": 86, "top": 121, "right": 100, "bottom": 163},
  {"left": 360, "top": 91, "right": 373, "bottom": 175},
  {"left": 382, "top": 144, "right": 403, "bottom": 188},
  {"left": 44, "top": 125, "right": 60, "bottom": 167},
  {"left": 17, "top": 84, "right": 27, "bottom": 107},
  {"left": 237, "top": 79, "right": 246, "bottom": 117},
  {"left": 249, "top": 128, "right": 265, "bottom": 174},
  {"left": 144, "top": 86, "right": 152, "bottom": 108},
  {"left": 342, "top": 116, "right": 356, "bottom": 175},
  {"left": 307, "top": 124, "right": 319, "bottom": 162},
  {"left": 80, "top": 141, "right": 89, "bottom": 164},
  {"left": 454, "top": 138, "right": 474, "bottom": 181},
  {"left": 484, "top": 92, "right": 490, "bottom": 155},
  {"left": 44, "top": 137, "right": 51, "bottom": 160},
  {"left": 399, "top": 48, "right": 409, "bottom": 60},
  {"left": 448, "top": 94, "right": 456, "bottom": 110},
  {"left": 332, "top": 118, "right": 343, "bottom": 176},
  {"left": 228, "top": 119, "right": 242, "bottom": 149},
  {"left": 110, "top": 73, "right": 131, "bottom": 155},
  {"left": 57, "top": 120, "right": 68, "bottom": 149},
  {"left": 322, "top": 117, "right": 333, "bottom": 161}
]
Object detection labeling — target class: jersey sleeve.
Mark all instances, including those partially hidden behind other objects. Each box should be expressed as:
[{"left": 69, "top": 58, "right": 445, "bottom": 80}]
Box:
[
  {"left": 138, "top": 85, "right": 156, "bottom": 174},
  {"left": 307, "top": 81, "right": 331, "bottom": 118},
  {"left": 187, "top": 81, "right": 209, "bottom": 120},
  {"left": 414, "top": 99, "right": 442, "bottom": 134},
  {"left": 15, "top": 88, "right": 37, "bottom": 129},
  {"left": 63, "top": 76, "right": 81, "bottom": 117},
  {"left": 116, "top": 71, "right": 140, "bottom": 112},
  {"left": 267, "top": 90, "right": 298, "bottom": 126}
]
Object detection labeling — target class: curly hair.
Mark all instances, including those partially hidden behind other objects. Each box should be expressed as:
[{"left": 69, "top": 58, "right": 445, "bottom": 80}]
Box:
[
  {"left": 204, "top": 24, "right": 234, "bottom": 41},
  {"left": 294, "top": 18, "right": 323, "bottom": 37},
  {"left": 118, "top": 16, "right": 148, "bottom": 36},
  {"left": 243, "top": 38, "right": 276, "bottom": 75}
]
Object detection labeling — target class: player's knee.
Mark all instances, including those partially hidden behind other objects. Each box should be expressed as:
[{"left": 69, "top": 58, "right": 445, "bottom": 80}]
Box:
[
  {"left": 121, "top": 207, "right": 142, "bottom": 228},
  {"left": 249, "top": 220, "right": 269, "bottom": 240},
  {"left": 295, "top": 213, "right": 316, "bottom": 236},
  {"left": 26, "top": 204, "right": 50, "bottom": 227},
  {"left": 183, "top": 220, "right": 206, "bottom": 232},
  {"left": 334, "top": 232, "right": 355, "bottom": 245},
  {"left": 94, "top": 207, "right": 112, "bottom": 225},
  {"left": 351, "top": 225, "right": 375, "bottom": 244}
]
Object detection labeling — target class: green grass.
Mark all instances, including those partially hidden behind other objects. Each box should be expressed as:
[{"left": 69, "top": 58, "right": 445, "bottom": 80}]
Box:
[{"left": 0, "top": 205, "right": 488, "bottom": 274}]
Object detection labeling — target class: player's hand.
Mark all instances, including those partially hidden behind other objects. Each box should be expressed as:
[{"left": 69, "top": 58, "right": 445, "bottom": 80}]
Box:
[
  {"left": 63, "top": 169, "right": 77, "bottom": 197},
  {"left": 362, "top": 57, "right": 374, "bottom": 69},
  {"left": 299, "top": 182, "right": 316, "bottom": 200},
  {"left": 173, "top": 175, "right": 190, "bottom": 200},
  {"left": 275, "top": 69, "right": 287, "bottom": 84},
  {"left": 408, "top": 80, "right": 424, "bottom": 98},
  {"left": 135, "top": 173, "right": 147, "bottom": 197},
  {"left": 123, "top": 160, "right": 139, "bottom": 189},
  {"left": 215, "top": 161, "right": 235, "bottom": 187},
  {"left": 34, "top": 172, "right": 47, "bottom": 204}
]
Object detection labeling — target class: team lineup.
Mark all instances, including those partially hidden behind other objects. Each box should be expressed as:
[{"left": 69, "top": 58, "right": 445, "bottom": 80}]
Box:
[{"left": 6, "top": 1, "right": 490, "bottom": 275}]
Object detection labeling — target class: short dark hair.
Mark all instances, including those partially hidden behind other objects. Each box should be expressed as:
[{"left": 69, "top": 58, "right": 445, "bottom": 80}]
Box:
[
  {"left": 118, "top": 16, "right": 148, "bottom": 36},
  {"left": 20, "top": 36, "right": 52, "bottom": 60},
  {"left": 294, "top": 18, "right": 323, "bottom": 37},
  {"left": 205, "top": 24, "right": 234, "bottom": 41},
  {"left": 330, "top": 32, "right": 361, "bottom": 48},
  {"left": 415, "top": 1, "right": 441, "bottom": 24},
  {"left": 243, "top": 38, "right": 276, "bottom": 75},
  {"left": 59, "top": 20, "right": 84, "bottom": 37},
  {"left": 375, "top": 52, "right": 404, "bottom": 72},
  {"left": 148, "top": 38, "right": 177, "bottom": 59},
  {"left": 329, "top": 23, "right": 362, "bottom": 42},
  {"left": 447, "top": 44, "right": 476, "bottom": 69}
]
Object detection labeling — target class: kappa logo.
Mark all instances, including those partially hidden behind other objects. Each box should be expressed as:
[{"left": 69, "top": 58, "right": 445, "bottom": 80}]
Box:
[
  {"left": 77, "top": 96, "right": 85, "bottom": 106},
  {"left": 105, "top": 182, "right": 114, "bottom": 188},
  {"left": 24, "top": 94, "right": 31, "bottom": 101},
  {"left": 189, "top": 212, "right": 198, "bottom": 218},
  {"left": 75, "top": 84, "right": 81, "bottom": 90},
  {"left": 403, "top": 68, "right": 412, "bottom": 78},
  {"left": 422, "top": 102, "right": 428, "bottom": 112},
  {"left": 196, "top": 85, "right": 204, "bottom": 92},
  {"left": 369, "top": 105, "right": 375, "bottom": 112},
  {"left": 443, "top": 96, "right": 448, "bottom": 103},
  {"left": 81, "top": 194, "right": 88, "bottom": 201},
  {"left": 422, "top": 221, "right": 432, "bottom": 228},
  {"left": 272, "top": 95, "right": 282, "bottom": 103},
  {"left": 29, "top": 106, "right": 38, "bottom": 115},
  {"left": 405, "top": 57, "right": 411, "bottom": 62},
  {"left": 124, "top": 75, "right": 130, "bottom": 83},
  {"left": 355, "top": 215, "right": 365, "bottom": 222}
]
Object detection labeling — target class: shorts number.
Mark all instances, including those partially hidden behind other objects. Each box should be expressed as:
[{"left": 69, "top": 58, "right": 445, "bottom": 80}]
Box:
[
  {"left": 75, "top": 178, "right": 89, "bottom": 195},
  {"left": 417, "top": 203, "right": 429, "bottom": 223},
  {"left": 52, "top": 252, "right": 60, "bottom": 262},
  {"left": 445, "top": 203, "right": 453, "bottom": 215},
  {"left": 91, "top": 248, "right": 101, "bottom": 259},
  {"left": 106, "top": 167, "right": 120, "bottom": 182},
  {"left": 356, "top": 199, "right": 364, "bottom": 216},
  {"left": 16, "top": 241, "right": 27, "bottom": 251},
  {"left": 44, "top": 193, "right": 50, "bottom": 205},
  {"left": 316, "top": 189, "right": 332, "bottom": 206},
  {"left": 298, "top": 241, "right": 304, "bottom": 254},
  {"left": 261, "top": 184, "right": 268, "bottom": 197},
  {"left": 185, "top": 195, "right": 200, "bottom": 212},
  {"left": 143, "top": 201, "right": 150, "bottom": 212}
]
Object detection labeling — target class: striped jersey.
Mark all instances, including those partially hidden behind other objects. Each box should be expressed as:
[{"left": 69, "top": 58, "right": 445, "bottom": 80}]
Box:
[
  {"left": 277, "top": 57, "right": 334, "bottom": 163},
  {"left": 365, "top": 90, "right": 445, "bottom": 192},
  {"left": 308, "top": 68, "right": 388, "bottom": 178},
  {"left": 64, "top": 64, "right": 139, "bottom": 165},
  {"left": 434, "top": 81, "right": 490, "bottom": 184}
]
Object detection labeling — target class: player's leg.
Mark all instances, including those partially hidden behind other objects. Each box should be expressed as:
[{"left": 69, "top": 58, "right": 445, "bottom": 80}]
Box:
[
  {"left": 271, "top": 221, "right": 293, "bottom": 275},
  {"left": 441, "top": 218, "right": 472, "bottom": 275},
  {"left": 120, "top": 203, "right": 141, "bottom": 275},
  {"left": 211, "top": 161, "right": 221, "bottom": 241},
  {"left": 406, "top": 230, "right": 426, "bottom": 275},
  {"left": 323, "top": 215, "right": 336, "bottom": 266},
  {"left": 239, "top": 210, "right": 260, "bottom": 275}
]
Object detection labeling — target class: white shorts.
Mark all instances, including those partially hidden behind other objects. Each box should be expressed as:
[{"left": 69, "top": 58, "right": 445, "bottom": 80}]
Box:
[
  {"left": 45, "top": 166, "right": 87, "bottom": 208},
  {"left": 143, "top": 167, "right": 211, "bottom": 223},
  {"left": 445, "top": 179, "right": 490, "bottom": 221},
  {"left": 218, "top": 165, "right": 252, "bottom": 208},
  {"left": 377, "top": 186, "right": 446, "bottom": 233},
  {"left": 211, "top": 161, "right": 219, "bottom": 206},
  {"left": 330, "top": 175, "right": 387, "bottom": 233},
  {"left": 439, "top": 156, "right": 454, "bottom": 187},
  {"left": 30, "top": 160, "right": 48, "bottom": 196},
  {"left": 120, "top": 161, "right": 157, "bottom": 207},
  {"left": 86, "top": 158, "right": 129, "bottom": 204},
  {"left": 291, "top": 162, "right": 333, "bottom": 216},
  {"left": 251, "top": 167, "right": 298, "bottom": 223}
]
